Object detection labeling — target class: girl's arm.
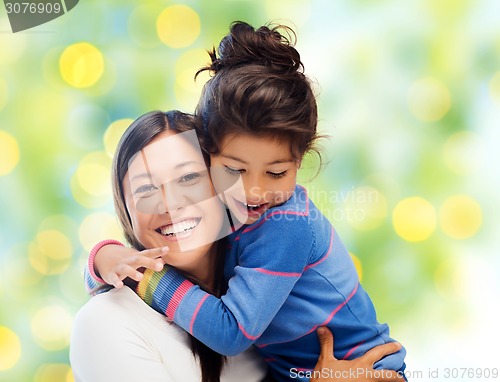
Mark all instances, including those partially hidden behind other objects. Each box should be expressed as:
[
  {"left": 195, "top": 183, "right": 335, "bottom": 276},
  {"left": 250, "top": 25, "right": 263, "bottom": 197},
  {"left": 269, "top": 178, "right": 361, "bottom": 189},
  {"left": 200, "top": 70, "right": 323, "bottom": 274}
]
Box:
[
  {"left": 136, "top": 214, "right": 315, "bottom": 356},
  {"left": 84, "top": 240, "right": 167, "bottom": 295}
]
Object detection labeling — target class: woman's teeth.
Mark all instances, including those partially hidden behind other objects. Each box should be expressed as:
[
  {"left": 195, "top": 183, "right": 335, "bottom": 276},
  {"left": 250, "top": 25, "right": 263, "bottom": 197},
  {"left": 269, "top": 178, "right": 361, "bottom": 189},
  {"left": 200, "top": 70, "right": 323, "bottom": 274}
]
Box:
[
  {"left": 243, "top": 202, "right": 265, "bottom": 211},
  {"left": 159, "top": 218, "right": 199, "bottom": 236}
]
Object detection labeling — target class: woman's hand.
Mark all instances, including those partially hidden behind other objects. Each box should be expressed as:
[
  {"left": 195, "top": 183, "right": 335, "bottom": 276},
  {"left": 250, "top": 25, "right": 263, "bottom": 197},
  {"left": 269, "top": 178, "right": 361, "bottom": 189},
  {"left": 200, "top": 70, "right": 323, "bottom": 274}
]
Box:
[
  {"left": 94, "top": 245, "right": 168, "bottom": 289},
  {"left": 310, "top": 327, "right": 404, "bottom": 382}
]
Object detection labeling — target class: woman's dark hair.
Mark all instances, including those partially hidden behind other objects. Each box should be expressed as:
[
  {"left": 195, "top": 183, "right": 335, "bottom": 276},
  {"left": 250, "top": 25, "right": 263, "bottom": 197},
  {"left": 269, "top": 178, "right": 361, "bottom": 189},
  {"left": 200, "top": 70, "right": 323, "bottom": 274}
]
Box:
[
  {"left": 195, "top": 21, "right": 323, "bottom": 162},
  {"left": 112, "top": 110, "right": 226, "bottom": 382}
]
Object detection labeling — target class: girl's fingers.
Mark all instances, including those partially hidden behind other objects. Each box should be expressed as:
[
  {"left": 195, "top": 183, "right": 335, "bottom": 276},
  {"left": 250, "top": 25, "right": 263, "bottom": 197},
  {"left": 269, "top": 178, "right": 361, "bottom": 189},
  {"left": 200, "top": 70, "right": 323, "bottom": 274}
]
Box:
[
  {"left": 116, "top": 265, "right": 144, "bottom": 283},
  {"left": 362, "top": 341, "right": 402, "bottom": 366},
  {"left": 112, "top": 277, "right": 124, "bottom": 289},
  {"left": 130, "top": 255, "right": 164, "bottom": 272},
  {"left": 140, "top": 246, "right": 169, "bottom": 259},
  {"left": 317, "top": 327, "right": 337, "bottom": 361}
]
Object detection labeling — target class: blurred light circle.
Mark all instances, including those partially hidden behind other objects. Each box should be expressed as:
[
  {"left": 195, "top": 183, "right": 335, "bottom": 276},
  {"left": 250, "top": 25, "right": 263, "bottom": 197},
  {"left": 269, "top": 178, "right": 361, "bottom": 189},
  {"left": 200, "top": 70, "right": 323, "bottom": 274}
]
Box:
[
  {"left": 70, "top": 176, "right": 110, "bottom": 209},
  {"left": 174, "top": 49, "right": 211, "bottom": 110},
  {"left": 128, "top": 4, "right": 163, "bottom": 48},
  {"left": 408, "top": 77, "right": 451, "bottom": 122},
  {"left": 38, "top": 215, "right": 78, "bottom": 240},
  {"left": 104, "top": 119, "right": 134, "bottom": 157},
  {"left": 34, "top": 364, "right": 73, "bottom": 382},
  {"left": 28, "top": 230, "right": 73, "bottom": 276},
  {"left": 442, "top": 131, "right": 484, "bottom": 175},
  {"left": 30, "top": 305, "right": 73, "bottom": 351},
  {"left": 350, "top": 253, "right": 363, "bottom": 281},
  {"left": 392, "top": 197, "right": 436, "bottom": 242},
  {"left": 344, "top": 186, "right": 387, "bottom": 231},
  {"left": 74, "top": 152, "right": 112, "bottom": 197},
  {"left": 490, "top": 71, "right": 500, "bottom": 104},
  {"left": 0, "top": 130, "right": 20, "bottom": 176},
  {"left": 0, "top": 326, "right": 21, "bottom": 371},
  {"left": 59, "top": 42, "right": 104, "bottom": 88},
  {"left": 439, "top": 195, "right": 482, "bottom": 239},
  {"left": 79, "top": 212, "right": 123, "bottom": 252},
  {"left": 0, "top": 77, "right": 7, "bottom": 111},
  {"left": 157, "top": 5, "right": 200, "bottom": 48}
]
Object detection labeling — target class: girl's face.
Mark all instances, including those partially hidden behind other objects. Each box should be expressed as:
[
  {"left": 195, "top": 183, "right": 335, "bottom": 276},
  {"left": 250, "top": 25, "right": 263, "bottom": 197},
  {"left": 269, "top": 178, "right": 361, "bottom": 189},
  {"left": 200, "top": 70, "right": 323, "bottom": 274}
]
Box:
[
  {"left": 210, "top": 133, "right": 299, "bottom": 225},
  {"left": 123, "top": 130, "right": 225, "bottom": 275}
]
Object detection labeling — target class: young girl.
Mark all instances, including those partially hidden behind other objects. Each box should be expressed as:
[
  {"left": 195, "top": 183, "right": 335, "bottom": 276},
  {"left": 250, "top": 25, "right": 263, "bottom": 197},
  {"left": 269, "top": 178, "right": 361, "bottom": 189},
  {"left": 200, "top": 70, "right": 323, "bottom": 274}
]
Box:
[{"left": 88, "top": 22, "right": 407, "bottom": 381}]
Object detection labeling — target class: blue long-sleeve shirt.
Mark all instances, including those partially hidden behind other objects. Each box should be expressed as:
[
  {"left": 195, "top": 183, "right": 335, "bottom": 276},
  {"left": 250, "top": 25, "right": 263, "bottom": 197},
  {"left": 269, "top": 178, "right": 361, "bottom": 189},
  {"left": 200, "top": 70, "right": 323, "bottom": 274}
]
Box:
[{"left": 88, "top": 185, "right": 406, "bottom": 380}]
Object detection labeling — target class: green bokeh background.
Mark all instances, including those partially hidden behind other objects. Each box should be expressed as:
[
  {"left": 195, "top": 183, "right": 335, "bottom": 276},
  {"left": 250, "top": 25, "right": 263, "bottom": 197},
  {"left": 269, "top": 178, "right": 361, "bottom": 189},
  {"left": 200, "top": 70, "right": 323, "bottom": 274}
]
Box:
[{"left": 1, "top": 1, "right": 499, "bottom": 381}]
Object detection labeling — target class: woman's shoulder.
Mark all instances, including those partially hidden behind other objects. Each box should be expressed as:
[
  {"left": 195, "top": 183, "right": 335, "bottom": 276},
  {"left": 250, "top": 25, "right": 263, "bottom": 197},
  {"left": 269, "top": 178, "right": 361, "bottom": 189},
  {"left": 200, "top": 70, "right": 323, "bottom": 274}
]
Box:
[{"left": 74, "top": 287, "right": 178, "bottom": 335}]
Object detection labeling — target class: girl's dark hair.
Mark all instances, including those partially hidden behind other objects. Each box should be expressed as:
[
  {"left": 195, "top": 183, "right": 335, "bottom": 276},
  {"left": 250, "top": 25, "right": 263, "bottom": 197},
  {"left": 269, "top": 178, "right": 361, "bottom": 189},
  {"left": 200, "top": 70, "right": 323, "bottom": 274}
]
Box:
[
  {"left": 112, "top": 110, "right": 225, "bottom": 382},
  {"left": 196, "top": 21, "right": 323, "bottom": 162}
]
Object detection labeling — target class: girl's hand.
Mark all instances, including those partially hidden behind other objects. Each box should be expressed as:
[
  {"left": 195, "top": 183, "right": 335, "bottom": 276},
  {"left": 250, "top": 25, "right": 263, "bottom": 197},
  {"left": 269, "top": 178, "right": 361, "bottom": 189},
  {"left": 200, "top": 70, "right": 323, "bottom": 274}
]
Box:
[
  {"left": 94, "top": 245, "right": 168, "bottom": 289},
  {"left": 310, "top": 327, "right": 404, "bottom": 382}
]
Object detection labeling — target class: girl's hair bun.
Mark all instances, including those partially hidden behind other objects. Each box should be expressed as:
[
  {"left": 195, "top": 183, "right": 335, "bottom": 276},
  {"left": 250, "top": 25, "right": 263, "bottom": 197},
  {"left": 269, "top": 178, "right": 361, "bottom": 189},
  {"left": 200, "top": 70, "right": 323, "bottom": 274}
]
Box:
[{"left": 204, "top": 21, "right": 303, "bottom": 75}]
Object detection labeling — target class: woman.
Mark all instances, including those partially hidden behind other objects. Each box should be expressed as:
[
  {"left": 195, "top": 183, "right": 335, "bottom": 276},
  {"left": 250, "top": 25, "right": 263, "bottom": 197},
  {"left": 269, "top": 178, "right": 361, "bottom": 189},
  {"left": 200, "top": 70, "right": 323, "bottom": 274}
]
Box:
[
  {"left": 70, "top": 110, "right": 403, "bottom": 382},
  {"left": 71, "top": 110, "right": 267, "bottom": 382}
]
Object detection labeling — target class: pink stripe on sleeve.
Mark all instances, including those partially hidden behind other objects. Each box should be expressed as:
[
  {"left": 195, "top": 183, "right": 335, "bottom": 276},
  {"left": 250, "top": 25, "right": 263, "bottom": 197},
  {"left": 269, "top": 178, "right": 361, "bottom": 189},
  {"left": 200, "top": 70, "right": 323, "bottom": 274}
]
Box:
[
  {"left": 165, "top": 280, "right": 194, "bottom": 319},
  {"left": 189, "top": 294, "right": 209, "bottom": 334},
  {"left": 342, "top": 341, "right": 364, "bottom": 360}
]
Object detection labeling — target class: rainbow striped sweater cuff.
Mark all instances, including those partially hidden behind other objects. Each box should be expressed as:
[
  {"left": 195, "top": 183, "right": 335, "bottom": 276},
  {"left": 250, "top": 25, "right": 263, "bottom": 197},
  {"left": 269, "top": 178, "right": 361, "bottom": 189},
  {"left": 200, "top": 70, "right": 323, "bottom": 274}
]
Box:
[{"left": 136, "top": 266, "right": 194, "bottom": 319}]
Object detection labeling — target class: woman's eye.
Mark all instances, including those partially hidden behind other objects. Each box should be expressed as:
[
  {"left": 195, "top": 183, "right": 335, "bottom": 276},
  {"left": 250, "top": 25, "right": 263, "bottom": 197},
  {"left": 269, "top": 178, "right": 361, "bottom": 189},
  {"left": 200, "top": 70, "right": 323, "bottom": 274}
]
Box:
[
  {"left": 134, "top": 184, "right": 158, "bottom": 194},
  {"left": 179, "top": 172, "right": 201, "bottom": 183},
  {"left": 224, "top": 166, "right": 243, "bottom": 175},
  {"left": 268, "top": 170, "right": 287, "bottom": 179}
]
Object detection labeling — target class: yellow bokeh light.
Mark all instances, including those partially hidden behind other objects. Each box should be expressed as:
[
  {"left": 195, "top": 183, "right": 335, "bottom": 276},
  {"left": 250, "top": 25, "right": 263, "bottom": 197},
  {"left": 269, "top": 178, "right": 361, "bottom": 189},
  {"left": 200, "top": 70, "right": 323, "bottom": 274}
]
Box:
[
  {"left": 439, "top": 195, "right": 482, "bottom": 239},
  {"left": 157, "top": 5, "right": 200, "bottom": 48},
  {"left": 489, "top": 71, "right": 500, "bottom": 104},
  {"left": 392, "top": 197, "right": 437, "bottom": 242},
  {"left": 0, "top": 130, "right": 20, "bottom": 176},
  {"left": 104, "top": 119, "right": 134, "bottom": 158},
  {"left": 67, "top": 367, "right": 75, "bottom": 382},
  {"left": 74, "top": 152, "right": 112, "bottom": 197},
  {"left": 79, "top": 212, "right": 123, "bottom": 252},
  {"left": 31, "top": 305, "right": 73, "bottom": 351},
  {"left": 28, "top": 230, "right": 73, "bottom": 276},
  {"left": 59, "top": 42, "right": 104, "bottom": 88},
  {"left": 442, "top": 131, "right": 483, "bottom": 175},
  {"left": 0, "top": 326, "right": 21, "bottom": 371},
  {"left": 344, "top": 186, "right": 387, "bottom": 231},
  {"left": 350, "top": 253, "right": 363, "bottom": 281},
  {"left": 175, "top": 49, "right": 211, "bottom": 110},
  {"left": 408, "top": 77, "right": 451, "bottom": 122},
  {"left": 35, "top": 364, "right": 73, "bottom": 382}
]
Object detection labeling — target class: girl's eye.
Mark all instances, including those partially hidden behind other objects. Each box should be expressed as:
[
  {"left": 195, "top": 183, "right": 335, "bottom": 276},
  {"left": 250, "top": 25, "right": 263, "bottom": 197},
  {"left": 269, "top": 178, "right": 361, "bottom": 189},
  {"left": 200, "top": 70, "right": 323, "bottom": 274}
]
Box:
[
  {"left": 135, "top": 184, "right": 158, "bottom": 194},
  {"left": 224, "top": 166, "right": 243, "bottom": 176},
  {"left": 179, "top": 172, "right": 201, "bottom": 183},
  {"left": 268, "top": 170, "right": 287, "bottom": 179}
]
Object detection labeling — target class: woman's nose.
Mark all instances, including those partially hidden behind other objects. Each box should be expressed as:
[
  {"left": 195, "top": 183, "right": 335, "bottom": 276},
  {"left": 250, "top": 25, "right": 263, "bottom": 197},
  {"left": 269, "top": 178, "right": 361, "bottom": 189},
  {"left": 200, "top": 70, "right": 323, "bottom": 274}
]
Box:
[{"left": 160, "top": 183, "right": 185, "bottom": 213}]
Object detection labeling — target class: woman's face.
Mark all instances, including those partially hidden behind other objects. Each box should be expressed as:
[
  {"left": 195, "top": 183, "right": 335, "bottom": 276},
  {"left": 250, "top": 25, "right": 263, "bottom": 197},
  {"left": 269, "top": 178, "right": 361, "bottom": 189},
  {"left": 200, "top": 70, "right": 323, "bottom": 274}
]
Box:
[{"left": 123, "top": 129, "right": 225, "bottom": 274}]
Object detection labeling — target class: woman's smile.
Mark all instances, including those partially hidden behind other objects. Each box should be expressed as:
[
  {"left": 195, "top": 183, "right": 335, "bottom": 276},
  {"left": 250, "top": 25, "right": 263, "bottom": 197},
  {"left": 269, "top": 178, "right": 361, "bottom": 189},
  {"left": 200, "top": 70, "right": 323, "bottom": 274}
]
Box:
[{"left": 155, "top": 217, "right": 202, "bottom": 242}]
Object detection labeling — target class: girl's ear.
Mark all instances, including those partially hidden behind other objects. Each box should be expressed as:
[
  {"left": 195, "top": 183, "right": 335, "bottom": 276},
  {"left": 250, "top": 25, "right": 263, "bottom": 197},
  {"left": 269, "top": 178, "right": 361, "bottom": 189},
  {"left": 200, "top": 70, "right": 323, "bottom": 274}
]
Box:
[{"left": 296, "top": 159, "right": 302, "bottom": 169}]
